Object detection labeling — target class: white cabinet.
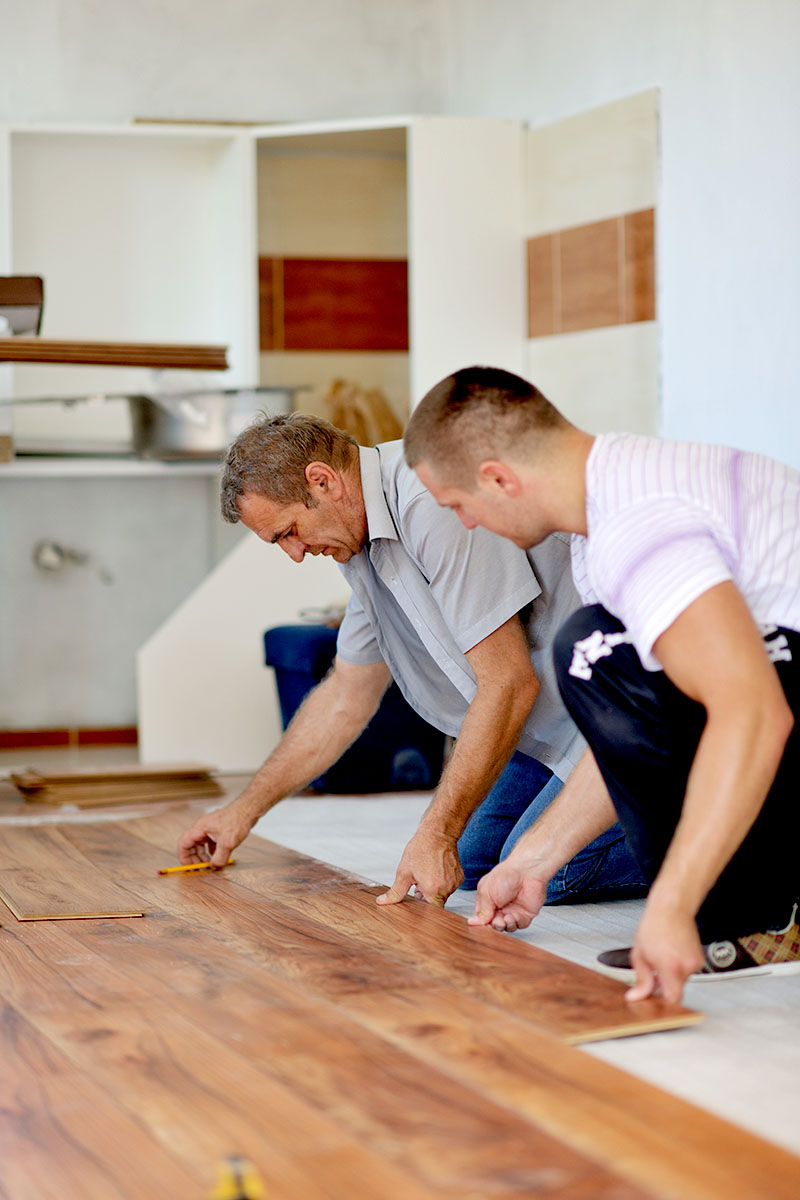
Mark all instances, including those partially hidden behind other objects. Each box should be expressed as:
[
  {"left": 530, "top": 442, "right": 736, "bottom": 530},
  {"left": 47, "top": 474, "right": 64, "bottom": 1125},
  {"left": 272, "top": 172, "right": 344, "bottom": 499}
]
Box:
[
  {"left": 0, "top": 115, "right": 525, "bottom": 758},
  {"left": 0, "top": 115, "right": 525, "bottom": 449},
  {"left": 0, "top": 122, "right": 258, "bottom": 446}
]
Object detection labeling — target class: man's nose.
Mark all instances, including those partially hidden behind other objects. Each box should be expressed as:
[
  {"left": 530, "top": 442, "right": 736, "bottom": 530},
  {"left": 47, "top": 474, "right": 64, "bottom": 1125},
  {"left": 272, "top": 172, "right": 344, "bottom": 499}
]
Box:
[{"left": 280, "top": 537, "right": 306, "bottom": 563}]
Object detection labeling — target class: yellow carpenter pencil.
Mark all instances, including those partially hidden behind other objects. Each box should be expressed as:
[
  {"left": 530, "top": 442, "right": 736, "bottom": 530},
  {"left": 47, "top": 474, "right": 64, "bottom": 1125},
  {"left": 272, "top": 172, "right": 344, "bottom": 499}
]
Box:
[{"left": 157, "top": 859, "right": 235, "bottom": 875}]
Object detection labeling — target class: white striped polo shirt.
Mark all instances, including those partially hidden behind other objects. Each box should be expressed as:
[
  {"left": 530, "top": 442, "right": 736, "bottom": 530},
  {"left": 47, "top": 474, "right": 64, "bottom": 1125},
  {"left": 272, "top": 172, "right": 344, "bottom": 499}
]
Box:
[{"left": 570, "top": 433, "right": 800, "bottom": 671}]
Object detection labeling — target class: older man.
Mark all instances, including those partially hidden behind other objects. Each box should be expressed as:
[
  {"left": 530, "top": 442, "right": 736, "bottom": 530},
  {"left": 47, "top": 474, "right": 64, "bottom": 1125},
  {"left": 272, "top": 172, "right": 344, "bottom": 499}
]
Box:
[
  {"left": 178, "top": 413, "right": 644, "bottom": 907},
  {"left": 404, "top": 365, "right": 800, "bottom": 1000}
]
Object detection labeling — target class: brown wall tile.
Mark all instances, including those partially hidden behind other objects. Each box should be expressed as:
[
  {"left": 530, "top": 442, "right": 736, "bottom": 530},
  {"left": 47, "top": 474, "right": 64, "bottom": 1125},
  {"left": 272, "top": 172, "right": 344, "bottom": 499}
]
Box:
[
  {"left": 260, "top": 258, "right": 408, "bottom": 352},
  {"left": 623, "top": 208, "right": 656, "bottom": 323},
  {"left": 559, "top": 217, "right": 621, "bottom": 334},
  {"left": 258, "top": 257, "right": 284, "bottom": 351},
  {"left": 527, "top": 234, "right": 557, "bottom": 337}
]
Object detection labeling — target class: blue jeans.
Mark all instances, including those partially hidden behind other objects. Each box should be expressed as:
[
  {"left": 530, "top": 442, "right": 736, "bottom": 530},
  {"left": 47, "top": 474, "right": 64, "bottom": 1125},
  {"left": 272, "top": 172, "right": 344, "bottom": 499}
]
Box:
[{"left": 457, "top": 750, "right": 647, "bottom": 904}]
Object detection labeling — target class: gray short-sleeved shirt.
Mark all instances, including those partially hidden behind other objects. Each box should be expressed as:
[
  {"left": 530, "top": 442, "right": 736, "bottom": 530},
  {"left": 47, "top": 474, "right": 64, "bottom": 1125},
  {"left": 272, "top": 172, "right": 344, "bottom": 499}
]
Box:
[{"left": 336, "top": 442, "right": 584, "bottom": 781}]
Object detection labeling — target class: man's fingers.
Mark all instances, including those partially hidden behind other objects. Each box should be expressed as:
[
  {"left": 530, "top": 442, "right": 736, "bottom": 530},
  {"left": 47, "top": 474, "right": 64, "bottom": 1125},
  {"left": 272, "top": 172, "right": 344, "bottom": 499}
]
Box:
[
  {"left": 210, "top": 842, "right": 233, "bottom": 869},
  {"left": 177, "top": 826, "right": 213, "bottom": 865},
  {"left": 626, "top": 951, "right": 658, "bottom": 1002},
  {"left": 376, "top": 870, "right": 413, "bottom": 906}
]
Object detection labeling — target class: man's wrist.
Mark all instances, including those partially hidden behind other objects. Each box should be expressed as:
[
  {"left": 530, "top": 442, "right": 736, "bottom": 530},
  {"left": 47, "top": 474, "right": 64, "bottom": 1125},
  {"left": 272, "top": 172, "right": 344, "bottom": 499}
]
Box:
[{"left": 503, "top": 834, "right": 560, "bottom": 882}]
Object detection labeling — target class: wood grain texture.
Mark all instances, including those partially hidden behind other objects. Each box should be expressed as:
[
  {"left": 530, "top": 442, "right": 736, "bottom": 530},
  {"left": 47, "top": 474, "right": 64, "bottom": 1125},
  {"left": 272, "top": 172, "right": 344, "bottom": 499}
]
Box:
[
  {"left": 260, "top": 256, "right": 409, "bottom": 351},
  {"left": 2, "top": 810, "right": 798, "bottom": 1200},
  {"left": 559, "top": 217, "right": 621, "bottom": 333},
  {"left": 0, "top": 338, "right": 228, "bottom": 370},
  {"left": 527, "top": 233, "right": 558, "bottom": 337},
  {"left": 623, "top": 208, "right": 656, "bottom": 323},
  {"left": 0, "top": 827, "right": 143, "bottom": 920},
  {"left": 113, "top": 815, "right": 697, "bottom": 1044},
  {"left": 11, "top": 764, "right": 223, "bottom": 809}
]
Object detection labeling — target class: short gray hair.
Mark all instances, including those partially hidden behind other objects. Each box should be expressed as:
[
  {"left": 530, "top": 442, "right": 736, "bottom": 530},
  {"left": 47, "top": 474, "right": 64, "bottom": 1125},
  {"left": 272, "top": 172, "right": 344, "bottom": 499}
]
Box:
[{"left": 220, "top": 412, "right": 358, "bottom": 523}]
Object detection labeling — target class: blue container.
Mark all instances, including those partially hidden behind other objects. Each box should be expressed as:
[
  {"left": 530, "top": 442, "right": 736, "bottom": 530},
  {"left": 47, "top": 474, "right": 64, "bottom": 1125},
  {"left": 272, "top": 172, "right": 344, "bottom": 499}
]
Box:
[{"left": 264, "top": 624, "right": 445, "bottom": 792}]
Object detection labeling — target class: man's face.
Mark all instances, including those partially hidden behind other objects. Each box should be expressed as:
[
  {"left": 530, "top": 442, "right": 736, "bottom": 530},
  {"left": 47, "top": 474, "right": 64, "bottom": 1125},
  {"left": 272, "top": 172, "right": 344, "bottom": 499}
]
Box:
[
  {"left": 238, "top": 490, "right": 366, "bottom": 563},
  {"left": 414, "top": 460, "right": 547, "bottom": 549}
]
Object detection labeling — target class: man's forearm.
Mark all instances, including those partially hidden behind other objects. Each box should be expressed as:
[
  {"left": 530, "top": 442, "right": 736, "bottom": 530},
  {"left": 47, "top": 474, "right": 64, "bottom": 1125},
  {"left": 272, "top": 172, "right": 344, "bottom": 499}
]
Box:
[
  {"left": 504, "top": 749, "right": 617, "bottom": 876},
  {"left": 420, "top": 681, "right": 536, "bottom": 841}
]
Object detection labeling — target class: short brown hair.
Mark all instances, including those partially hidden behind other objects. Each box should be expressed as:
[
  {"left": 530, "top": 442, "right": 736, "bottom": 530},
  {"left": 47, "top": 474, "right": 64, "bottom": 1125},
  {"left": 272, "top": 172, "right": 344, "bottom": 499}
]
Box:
[
  {"left": 220, "top": 412, "right": 358, "bottom": 523},
  {"left": 404, "top": 366, "right": 567, "bottom": 486}
]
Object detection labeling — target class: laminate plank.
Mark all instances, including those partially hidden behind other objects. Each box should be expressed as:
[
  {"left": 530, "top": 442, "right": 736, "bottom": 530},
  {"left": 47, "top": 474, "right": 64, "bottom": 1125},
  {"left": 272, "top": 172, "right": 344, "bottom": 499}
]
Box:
[
  {"left": 0, "top": 1003, "right": 200, "bottom": 1200},
  {"left": 0, "top": 827, "right": 143, "bottom": 920},
  {"left": 14, "top": 816, "right": 800, "bottom": 1200},
  {"left": 5, "top": 921, "right": 647, "bottom": 1200},
  {"left": 21, "top": 782, "right": 224, "bottom": 808},
  {"left": 11, "top": 764, "right": 223, "bottom": 807},
  {"left": 10, "top": 763, "right": 217, "bottom": 787},
  {"left": 39, "top": 874, "right": 800, "bottom": 1200},
  {"left": 111, "top": 816, "right": 697, "bottom": 1043}
]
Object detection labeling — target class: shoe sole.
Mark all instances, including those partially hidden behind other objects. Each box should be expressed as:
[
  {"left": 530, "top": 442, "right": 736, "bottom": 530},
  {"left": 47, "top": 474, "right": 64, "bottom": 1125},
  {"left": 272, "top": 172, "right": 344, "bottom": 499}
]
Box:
[{"left": 594, "top": 959, "right": 800, "bottom": 984}]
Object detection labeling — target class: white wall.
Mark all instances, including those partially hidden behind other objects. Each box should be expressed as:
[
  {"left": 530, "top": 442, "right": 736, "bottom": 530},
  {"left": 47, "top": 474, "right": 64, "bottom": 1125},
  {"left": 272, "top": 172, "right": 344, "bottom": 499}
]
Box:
[
  {"left": 440, "top": 0, "right": 800, "bottom": 468},
  {"left": 0, "top": 0, "right": 444, "bottom": 123}
]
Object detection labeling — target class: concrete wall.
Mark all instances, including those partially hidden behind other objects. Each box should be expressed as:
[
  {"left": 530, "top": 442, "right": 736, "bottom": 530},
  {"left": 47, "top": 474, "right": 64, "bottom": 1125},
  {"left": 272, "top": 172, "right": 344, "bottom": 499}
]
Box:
[{"left": 0, "top": 0, "right": 444, "bottom": 123}]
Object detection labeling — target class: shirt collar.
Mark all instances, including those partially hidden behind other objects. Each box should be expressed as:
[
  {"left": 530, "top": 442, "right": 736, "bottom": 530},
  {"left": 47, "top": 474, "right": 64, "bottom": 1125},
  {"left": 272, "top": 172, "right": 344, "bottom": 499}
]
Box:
[{"left": 358, "top": 445, "right": 399, "bottom": 543}]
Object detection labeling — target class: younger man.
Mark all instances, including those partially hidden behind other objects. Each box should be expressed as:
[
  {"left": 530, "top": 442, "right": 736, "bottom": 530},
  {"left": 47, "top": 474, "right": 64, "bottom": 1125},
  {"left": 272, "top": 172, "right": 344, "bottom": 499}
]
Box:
[{"left": 405, "top": 366, "right": 800, "bottom": 1002}]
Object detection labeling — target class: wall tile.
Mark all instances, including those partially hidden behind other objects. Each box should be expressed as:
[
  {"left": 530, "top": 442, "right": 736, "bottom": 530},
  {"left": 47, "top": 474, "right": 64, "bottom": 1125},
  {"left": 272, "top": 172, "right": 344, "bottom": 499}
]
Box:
[
  {"left": 527, "top": 234, "right": 557, "bottom": 337},
  {"left": 559, "top": 218, "right": 621, "bottom": 333},
  {"left": 623, "top": 208, "right": 656, "bottom": 323},
  {"left": 261, "top": 257, "right": 408, "bottom": 352},
  {"left": 258, "top": 257, "right": 283, "bottom": 351}
]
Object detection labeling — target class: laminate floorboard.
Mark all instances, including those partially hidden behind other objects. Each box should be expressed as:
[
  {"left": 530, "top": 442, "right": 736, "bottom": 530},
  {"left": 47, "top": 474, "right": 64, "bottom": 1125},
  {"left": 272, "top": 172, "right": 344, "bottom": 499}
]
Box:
[
  {"left": 0, "top": 825, "right": 144, "bottom": 920},
  {"left": 2, "top": 808, "right": 798, "bottom": 1199},
  {"left": 96, "top": 811, "right": 700, "bottom": 1043},
  {"left": 3, "top": 912, "right": 645, "bottom": 1199}
]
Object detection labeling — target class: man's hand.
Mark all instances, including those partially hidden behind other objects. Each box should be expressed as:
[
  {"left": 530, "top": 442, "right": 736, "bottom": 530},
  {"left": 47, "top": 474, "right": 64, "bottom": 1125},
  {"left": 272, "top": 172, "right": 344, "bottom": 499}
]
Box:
[
  {"left": 625, "top": 903, "right": 705, "bottom": 1004},
  {"left": 377, "top": 826, "right": 464, "bottom": 908},
  {"left": 467, "top": 857, "right": 549, "bottom": 932},
  {"left": 177, "top": 802, "right": 256, "bottom": 868}
]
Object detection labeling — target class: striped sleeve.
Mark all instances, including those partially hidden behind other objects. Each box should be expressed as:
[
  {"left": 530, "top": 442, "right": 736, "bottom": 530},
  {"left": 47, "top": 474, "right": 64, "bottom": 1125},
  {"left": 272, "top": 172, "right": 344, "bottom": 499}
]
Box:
[{"left": 587, "top": 498, "right": 733, "bottom": 669}]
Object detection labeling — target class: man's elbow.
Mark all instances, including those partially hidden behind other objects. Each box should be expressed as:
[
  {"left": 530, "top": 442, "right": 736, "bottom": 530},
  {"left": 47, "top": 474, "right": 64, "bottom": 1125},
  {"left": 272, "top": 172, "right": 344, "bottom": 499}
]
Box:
[
  {"left": 773, "top": 694, "right": 795, "bottom": 752},
  {"left": 509, "top": 666, "right": 540, "bottom": 719}
]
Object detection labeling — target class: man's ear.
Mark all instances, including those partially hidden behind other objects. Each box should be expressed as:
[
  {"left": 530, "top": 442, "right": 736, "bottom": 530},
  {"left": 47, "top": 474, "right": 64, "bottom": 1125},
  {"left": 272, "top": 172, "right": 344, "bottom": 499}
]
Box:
[
  {"left": 477, "top": 459, "right": 522, "bottom": 497},
  {"left": 305, "top": 461, "right": 341, "bottom": 496}
]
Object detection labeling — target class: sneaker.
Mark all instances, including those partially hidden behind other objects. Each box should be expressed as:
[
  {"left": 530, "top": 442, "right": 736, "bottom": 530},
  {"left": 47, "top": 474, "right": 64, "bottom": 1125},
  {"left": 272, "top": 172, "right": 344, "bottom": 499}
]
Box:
[{"left": 596, "top": 904, "right": 800, "bottom": 983}]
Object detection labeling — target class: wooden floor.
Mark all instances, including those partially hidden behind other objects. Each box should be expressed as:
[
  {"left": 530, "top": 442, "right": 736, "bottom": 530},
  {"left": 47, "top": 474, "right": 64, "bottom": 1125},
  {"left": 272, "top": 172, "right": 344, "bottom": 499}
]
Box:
[{"left": 1, "top": 803, "right": 799, "bottom": 1199}]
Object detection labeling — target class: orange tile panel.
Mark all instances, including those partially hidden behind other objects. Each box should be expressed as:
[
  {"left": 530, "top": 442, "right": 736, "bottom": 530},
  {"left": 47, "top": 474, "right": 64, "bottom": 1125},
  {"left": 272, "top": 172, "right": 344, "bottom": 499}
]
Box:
[
  {"left": 558, "top": 217, "right": 622, "bottom": 334},
  {"left": 527, "top": 234, "right": 557, "bottom": 337},
  {"left": 281, "top": 258, "right": 408, "bottom": 352},
  {"left": 623, "top": 208, "right": 656, "bottom": 323}
]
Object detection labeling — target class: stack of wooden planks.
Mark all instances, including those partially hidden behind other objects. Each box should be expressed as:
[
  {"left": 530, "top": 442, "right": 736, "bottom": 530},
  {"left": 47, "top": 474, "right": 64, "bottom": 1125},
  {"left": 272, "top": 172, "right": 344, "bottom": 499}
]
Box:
[
  {"left": 10, "top": 762, "right": 224, "bottom": 808},
  {"left": 0, "top": 807, "right": 798, "bottom": 1199}
]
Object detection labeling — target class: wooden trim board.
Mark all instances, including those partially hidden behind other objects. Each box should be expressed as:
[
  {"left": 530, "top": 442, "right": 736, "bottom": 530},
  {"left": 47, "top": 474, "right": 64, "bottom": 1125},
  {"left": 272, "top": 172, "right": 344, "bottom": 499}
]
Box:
[
  {"left": 0, "top": 338, "right": 228, "bottom": 369},
  {"left": 0, "top": 826, "right": 144, "bottom": 920}
]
